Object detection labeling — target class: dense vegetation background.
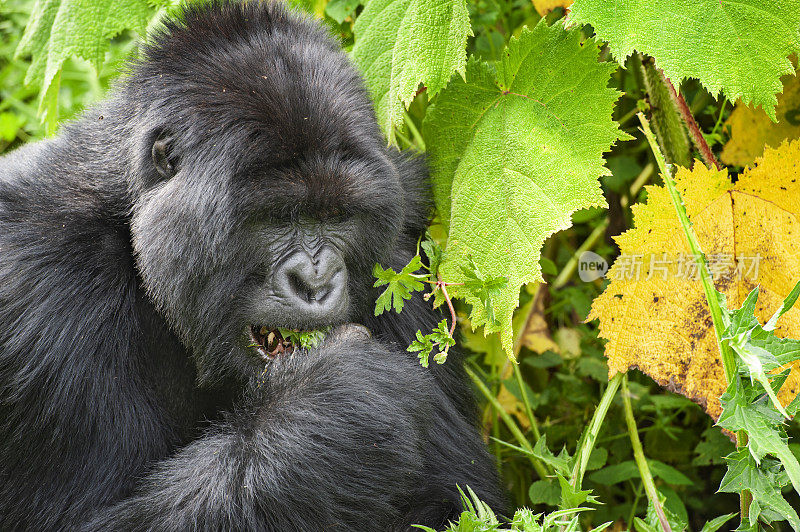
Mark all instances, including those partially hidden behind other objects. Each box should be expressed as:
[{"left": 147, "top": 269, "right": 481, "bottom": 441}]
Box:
[{"left": 2, "top": 0, "right": 800, "bottom": 530}]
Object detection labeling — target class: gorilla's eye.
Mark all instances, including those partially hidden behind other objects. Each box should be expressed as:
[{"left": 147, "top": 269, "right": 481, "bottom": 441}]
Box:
[{"left": 151, "top": 134, "right": 178, "bottom": 179}]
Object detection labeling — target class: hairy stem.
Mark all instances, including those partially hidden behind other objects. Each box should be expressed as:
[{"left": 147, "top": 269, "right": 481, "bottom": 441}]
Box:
[
  {"left": 622, "top": 374, "right": 672, "bottom": 532},
  {"left": 657, "top": 70, "right": 721, "bottom": 169}
]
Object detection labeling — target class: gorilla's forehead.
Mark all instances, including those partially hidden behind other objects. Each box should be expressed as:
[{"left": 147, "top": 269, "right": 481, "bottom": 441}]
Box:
[{"left": 133, "top": 2, "right": 380, "bottom": 156}]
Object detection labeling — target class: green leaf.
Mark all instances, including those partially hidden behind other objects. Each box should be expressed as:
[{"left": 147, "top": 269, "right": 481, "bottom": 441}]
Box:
[
  {"left": 420, "top": 234, "right": 444, "bottom": 276},
  {"left": 324, "top": 0, "right": 361, "bottom": 23},
  {"left": 15, "top": 0, "right": 160, "bottom": 109},
  {"left": 720, "top": 283, "right": 800, "bottom": 414},
  {"left": 528, "top": 479, "right": 561, "bottom": 506},
  {"left": 567, "top": 0, "right": 800, "bottom": 120},
  {"left": 531, "top": 435, "right": 572, "bottom": 476},
  {"left": 632, "top": 517, "right": 659, "bottom": 532},
  {"left": 588, "top": 459, "right": 692, "bottom": 486},
  {"left": 700, "top": 514, "right": 736, "bottom": 532},
  {"left": 557, "top": 474, "right": 595, "bottom": 510},
  {"left": 373, "top": 255, "right": 426, "bottom": 315},
  {"left": 278, "top": 327, "right": 331, "bottom": 349},
  {"left": 719, "top": 449, "right": 800, "bottom": 531},
  {"left": 717, "top": 381, "right": 800, "bottom": 496},
  {"left": 352, "top": 0, "right": 471, "bottom": 141},
  {"left": 765, "top": 280, "right": 800, "bottom": 331},
  {"left": 459, "top": 257, "right": 507, "bottom": 327},
  {"left": 423, "top": 20, "right": 626, "bottom": 354}
]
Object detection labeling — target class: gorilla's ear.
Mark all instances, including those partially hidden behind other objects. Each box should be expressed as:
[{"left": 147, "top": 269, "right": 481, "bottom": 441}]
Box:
[{"left": 151, "top": 132, "right": 177, "bottom": 179}]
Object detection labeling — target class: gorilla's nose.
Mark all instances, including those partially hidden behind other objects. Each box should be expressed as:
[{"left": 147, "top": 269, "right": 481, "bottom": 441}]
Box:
[{"left": 276, "top": 248, "right": 347, "bottom": 316}]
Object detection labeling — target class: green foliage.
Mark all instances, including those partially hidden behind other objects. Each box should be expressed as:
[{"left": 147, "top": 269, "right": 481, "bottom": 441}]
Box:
[
  {"left": 6, "top": 0, "right": 800, "bottom": 528},
  {"left": 408, "top": 319, "right": 455, "bottom": 367},
  {"left": 414, "top": 486, "right": 610, "bottom": 532},
  {"left": 459, "top": 257, "right": 507, "bottom": 327},
  {"left": 15, "top": 0, "right": 164, "bottom": 120},
  {"left": 714, "top": 284, "right": 800, "bottom": 529},
  {"left": 351, "top": 0, "right": 471, "bottom": 140},
  {"left": 278, "top": 327, "right": 331, "bottom": 349},
  {"left": 373, "top": 255, "right": 427, "bottom": 314},
  {"left": 567, "top": 0, "right": 800, "bottom": 120},
  {"left": 424, "top": 20, "right": 627, "bottom": 354}
]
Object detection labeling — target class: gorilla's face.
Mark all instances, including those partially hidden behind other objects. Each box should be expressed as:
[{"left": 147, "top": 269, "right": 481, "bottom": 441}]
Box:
[
  {"left": 131, "top": 126, "right": 403, "bottom": 382},
  {"left": 127, "top": 23, "right": 405, "bottom": 383}
]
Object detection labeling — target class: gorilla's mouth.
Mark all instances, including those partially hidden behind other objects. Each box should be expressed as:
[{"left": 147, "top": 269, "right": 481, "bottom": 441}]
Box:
[{"left": 247, "top": 325, "right": 294, "bottom": 360}]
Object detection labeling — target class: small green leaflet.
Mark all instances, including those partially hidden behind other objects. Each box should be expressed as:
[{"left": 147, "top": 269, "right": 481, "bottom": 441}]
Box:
[
  {"left": 407, "top": 319, "right": 454, "bottom": 367},
  {"left": 423, "top": 20, "right": 626, "bottom": 355},
  {"left": 460, "top": 257, "right": 507, "bottom": 327},
  {"left": 373, "top": 255, "right": 426, "bottom": 315},
  {"left": 352, "top": 0, "right": 471, "bottom": 141},
  {"left": 719, "top": 450, "right": 799, "bottom": 531},
  {"left": 15, "top": 0, "right": 161, "bottom": 108},
  {"left": 530, "top": 435, "right": 601, "bottom": 510},
  {"left": 567, "top": 0, "right": 800, "bottom": 120}
]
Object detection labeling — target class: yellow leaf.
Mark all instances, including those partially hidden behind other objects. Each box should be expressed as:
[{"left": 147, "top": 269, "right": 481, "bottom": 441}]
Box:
[
  {"left": 589, "top": 140, "right": 800, "bottom": 420},
  {"left": 720, "top": 69, "right": 800, "bottom": 167},
  {"left": 532, "top": 0, "right": 573, "bottom": 16}
]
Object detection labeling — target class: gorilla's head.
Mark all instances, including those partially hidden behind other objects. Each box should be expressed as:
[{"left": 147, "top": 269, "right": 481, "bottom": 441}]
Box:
[{"left": 121, "top": 2, "right": 424, "bottom": 383}]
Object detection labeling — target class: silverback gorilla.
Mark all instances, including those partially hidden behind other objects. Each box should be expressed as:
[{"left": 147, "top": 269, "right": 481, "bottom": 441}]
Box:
[{"left": 0, "top": 1, "right": 505, "bottom": 530}]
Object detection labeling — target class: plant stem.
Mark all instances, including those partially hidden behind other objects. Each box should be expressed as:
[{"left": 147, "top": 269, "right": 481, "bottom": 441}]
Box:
[
  {"left": 465, "top": 365, "right": 550, "bottom": 479},
  {"left": 437, "top": 276, "right": 458, "bottom": 337},
  {"left": 552, "top": 218, "right": 610, "bottom": 289},
  {"left": 656, "top": 70, "right": 721, "bottom": 169},
  {"left": 621, "top": 162, "right": 655, "bottom": 208},
  {"left": 512, "top": 360, "right": 542, "bottom": 443},
  {"left": 508, "top": 285, "right": 546, "bottom": 445},
  {"left": 638, "top": 112, "right": 749, "bottom": 519},
  {"left": 627, "top": 483, "right": 645, "bottom": 529},
  {"left": 637, "top": 113, "right": 734, "bottom": 383},
  {"left": 570, "top": 372, "right": 623, "bottom": 490},
  {"left": 622, "top": 374, "right": 672, "bottom": 532}
]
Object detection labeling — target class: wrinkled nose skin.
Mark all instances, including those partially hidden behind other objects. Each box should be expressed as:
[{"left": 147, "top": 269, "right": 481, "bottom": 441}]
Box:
[{"left": 274, "top": 247, "right": 348, "bottom": 319}]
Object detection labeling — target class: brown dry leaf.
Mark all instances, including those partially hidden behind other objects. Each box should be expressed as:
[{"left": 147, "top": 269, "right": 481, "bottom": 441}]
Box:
[
  {"left": 720, "top": 69, "right": 800, "bottom": 167},
  {"left": 515, "top": 283, "right": 559, "bottom": 355},
  {"left": 532, "top": 0, "right": 572, "bottom": 16},
  {"left": 589, "top": 140, "right": 800, "bottom": 419}
]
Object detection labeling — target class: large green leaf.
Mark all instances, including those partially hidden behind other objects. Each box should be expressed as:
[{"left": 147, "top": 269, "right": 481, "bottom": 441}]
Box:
[
  {"left": 15, "top": 0, "right": 159, "bottom": 104},
  {"left": 352, "top": 0, "right": 471, "bottom": 141},
  {"left": 567, "top": 0, "right": 800, "bottom": 120},
  {"left": 423, "top": 20, "right": 627, "bottom": 354}
]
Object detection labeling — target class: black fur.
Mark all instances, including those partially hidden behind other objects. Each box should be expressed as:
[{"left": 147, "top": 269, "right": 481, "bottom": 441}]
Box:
[{"left": 0, "top": 2, "right": 505, "bottom": 530}]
